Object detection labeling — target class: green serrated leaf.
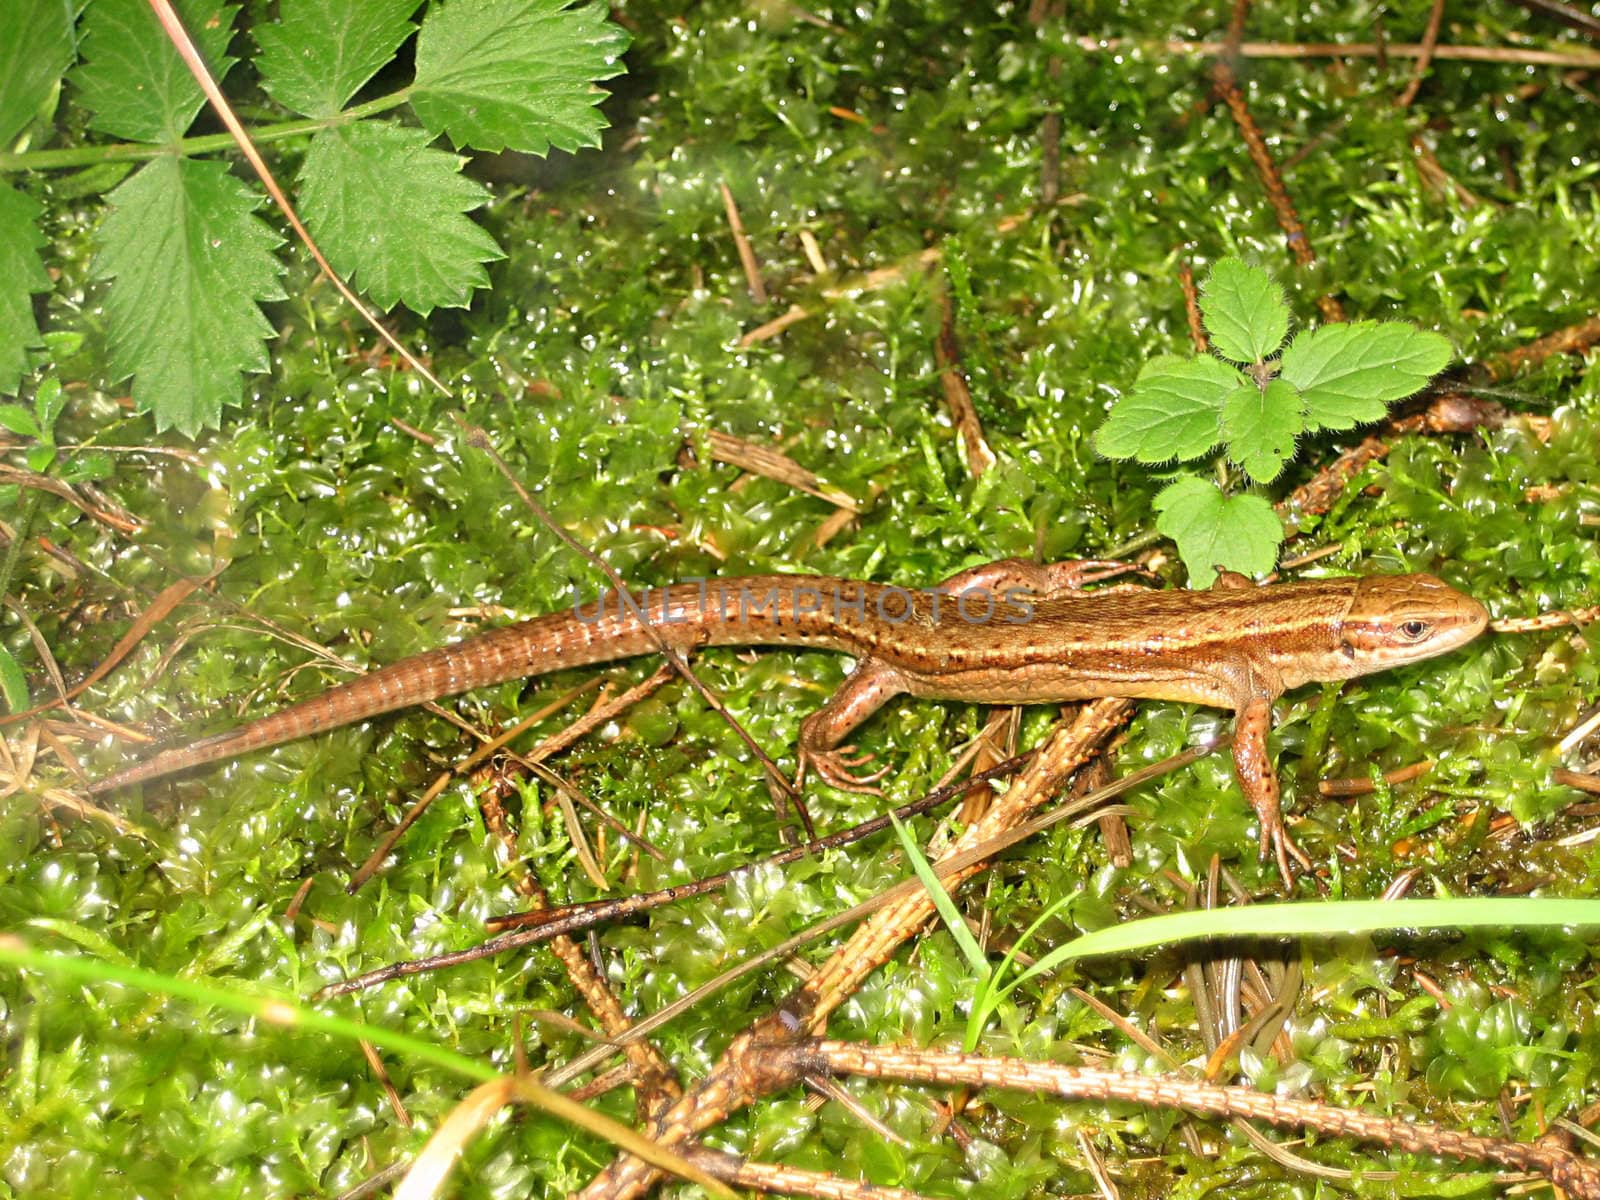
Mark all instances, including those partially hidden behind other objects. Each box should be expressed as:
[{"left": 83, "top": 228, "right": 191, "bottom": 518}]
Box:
[
  {"left": 1280, "top": 321, "right": 1454, "bottom": 432},
  {"left": 1153, "top": 476, "right": 1281, "bottom": 587},
  {"left": 0, "top": 0, "right": 76, "bottom": 146},
  {"left": 1222, "top": 377, "right": 1302, "bottom": 484},
  {"left": 1199, "top": 257, "right": 1289, "bottom": 365},
  {"left": 256, "top": 0, "right": 420, "bottom": 118},
  {"left": 25, "top": 445, "right": 55, "bottom": 473},
  {"left": 73, "top": 0, "right": 239, "bottom": 143},
  {"left": 0, "top": 645, "right": 30, "bottom": 714},
  {"left": 412, "top": 0, "right": 629, "bottom": 155},
  {"left": 1094, "top": 354, "right": 1240, "bottom": 464},
  {"left": 94, "top": 158, "right": 286, "bottom": 435},
  {"left": 0, "top": 181, "right": 52, "bottom": 396},
  {"left": 299, "top": 123, "right": 502, "bottom": 313}
]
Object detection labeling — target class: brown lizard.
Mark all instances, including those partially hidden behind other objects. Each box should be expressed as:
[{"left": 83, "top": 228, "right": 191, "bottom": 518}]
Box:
[{"left": 89, "top": 559, "right": 1488, "bottom": 880}]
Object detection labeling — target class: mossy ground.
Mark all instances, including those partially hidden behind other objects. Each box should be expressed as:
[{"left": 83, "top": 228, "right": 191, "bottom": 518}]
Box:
[{"left": 5, "top": 1, "right": 1600, "bottom": 1197}]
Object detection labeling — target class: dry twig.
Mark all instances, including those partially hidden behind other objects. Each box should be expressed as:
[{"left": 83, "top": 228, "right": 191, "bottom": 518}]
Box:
[
  {"left": 784, "top": 1040, "right": 1600, "bottom": 1198},
  {"left": 719, "top": 182, "right": 768, "bottom": 304},
  {"left": 934, "top": 296, "right": 997, "bottom": 478}
]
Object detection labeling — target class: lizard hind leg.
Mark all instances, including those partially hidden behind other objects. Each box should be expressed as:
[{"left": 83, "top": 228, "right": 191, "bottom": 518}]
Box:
[
  {"left": 796, "top": 659, "right": 909, "bottom": 793},
  {"left": 934, "top": 556, "right": 1148, "bottom": 600}
]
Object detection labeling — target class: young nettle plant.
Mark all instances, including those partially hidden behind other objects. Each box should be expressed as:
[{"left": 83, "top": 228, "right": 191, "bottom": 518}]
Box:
[{"left": 1095, "top": 258, "right": 1453, "bottom": 585}]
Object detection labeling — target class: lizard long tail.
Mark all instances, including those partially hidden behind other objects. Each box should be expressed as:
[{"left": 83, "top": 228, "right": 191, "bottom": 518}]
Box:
[{"left": 88, "top": 576, "right": 872, "bottom": 793}]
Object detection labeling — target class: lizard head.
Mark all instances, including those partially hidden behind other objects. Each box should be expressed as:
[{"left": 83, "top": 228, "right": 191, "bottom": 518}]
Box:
[{"left": 1336, "top": 573, "right": 1489, "bottom": 676}]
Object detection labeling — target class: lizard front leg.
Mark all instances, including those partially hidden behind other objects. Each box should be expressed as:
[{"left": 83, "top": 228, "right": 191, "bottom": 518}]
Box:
[
  {"left": 798, "top": 557, "right": 1143, "bottom": 793},
  {"left": 1232, "top": 693, "right": 1313, "bottom": 889}
]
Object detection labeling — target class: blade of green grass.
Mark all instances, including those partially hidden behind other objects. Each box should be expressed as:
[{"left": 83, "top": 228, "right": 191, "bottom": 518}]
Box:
[
  {"left": 1010, "top": 897, "right": 1600, "bottom": 992},
  {"left": 0, "top": 935, "right": 734, "bottom": 1197},
  {"left": 889, "top": 812, "right": 988, "bottom": 973}
]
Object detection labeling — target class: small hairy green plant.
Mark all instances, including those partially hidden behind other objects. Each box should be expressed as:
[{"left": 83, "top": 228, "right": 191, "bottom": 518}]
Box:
[
  {"left": 1095, "top": 258, "right": 1452, "bottom": 584},
  {"left": 0, "top": 0, "right": 629, "bottom": 434}
]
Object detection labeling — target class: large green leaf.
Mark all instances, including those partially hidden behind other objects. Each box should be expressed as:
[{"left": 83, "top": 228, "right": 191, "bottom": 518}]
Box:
[
  {"left": 73, "top": 0, "right": 240, "bottom": 144},
  {"left": 255, "top": 0, "right": 420, "bottom": 118},
  {"left": 0, "top": 0, "right": 76, "bottom": 145},
  {"left": 1153, "top": 476, "right": 1282, "bottom": 587},
  {"left": 1280, "top": 321, "right": 1453, "bottom": 431},
  {"left": 411, "top": 0, "right": 629, "bottom": 155},
  {"left": 1095, "top": 353, "right": 1241, "bottom": 464},
  {"left": 299, "top": 123, "right": 502, "bottom": 313},
  {"left": 1200, "top": 257, "right": 1289, "bottom": 365},
  {"left": 1221, "top": 376, "right": 1303, "bottom": 484},
  {"left": 93, "top": 158, "right": 286, "bottom": 434},
  {"left": 0, "top": 182, "right": 52, "bottom": 395}
]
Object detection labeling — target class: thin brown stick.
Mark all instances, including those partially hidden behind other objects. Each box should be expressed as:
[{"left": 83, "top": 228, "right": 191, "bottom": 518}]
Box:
[
  {"left": 1178, "top": 260, "right": 1208, "bottom": 353},
  {"left": 1028, "top": 0, "right": 1066, "bottom": 204},
  {"left": 346, "top": 770, "right": 455, "bottom": 893},
  {"left": 507, "top": 669, "right": 671, "bottom": 771},
  {"left": 1492, "top": 605, "right": 1600, "bottom": 633},
  {"left": 0, "top": 518, "right": 83, "bottom": 580},
  {"left": 2, "top": 575, "right": 209, "bottom": 728},
  {"left": 1395, "top": 0, "right": 1448, "bottom": 107},
  {"left": 1073, "top": 37, "right": 1600, "bottom": 68},
  {"left": 787, "top": 1040, "right": 1600, "bottom": 1199},
  {"left": 0, "top": 465, "right": 142, "bottom": 534},
  {"left": 1319, "top": 759, "right": 1435, "bottom": 797},
  {"left": 935, "top": 295, "right": 997, "bottom": 478},
  {"left": 798, "top": 230, "right": 829, "bottom": 275},
  {"left": 1409, "top": 134, "right": 1482, "bottom": 207},
  {"left": 719, "top": 182, "right": 768, "bottom": 304},
  {"left": 5, "top": 599, "right": 69, "bottom": 711},
  {"left": 739, "top": 304, "right": 812, "bottom": 346},
  {"left": 1485, "top": 314, "right": 1600, "bottom": 379},
  {"left": 282, "top": 876, "right": 319, "bottom": 930},
  {"left": 1554, "top": 768, "right": 1600, "bottom": 796},
  {"left": 705, "top": 431, "right": 858, "bottom": 510},
  {"left": 690, "top": 1149, "right": 934, "bottom": 1200},
  {"left": 359, "top": 1040, "right": 412, "bottom": 1128},
  {"left": 1506, "top": 0, "right": 1600, "bottom": 38},
  {"left": 1208, "top": 60, "right": 1344, "bottom": 321},
  {"left": 1223, "top": 0, "right": 1251, "bottom": 54}
]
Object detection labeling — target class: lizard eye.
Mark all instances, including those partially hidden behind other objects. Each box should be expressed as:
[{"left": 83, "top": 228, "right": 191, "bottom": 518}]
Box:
[{"left": 1399, "top": 619, "right": 1431, "bottom": 640}]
